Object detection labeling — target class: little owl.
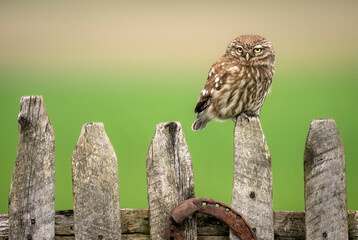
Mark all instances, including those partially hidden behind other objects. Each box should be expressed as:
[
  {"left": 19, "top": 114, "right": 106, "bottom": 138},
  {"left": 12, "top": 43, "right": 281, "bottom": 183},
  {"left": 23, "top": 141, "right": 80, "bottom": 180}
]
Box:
[{"left": 192, "top": 35, "right": 275, "bottom": 131}]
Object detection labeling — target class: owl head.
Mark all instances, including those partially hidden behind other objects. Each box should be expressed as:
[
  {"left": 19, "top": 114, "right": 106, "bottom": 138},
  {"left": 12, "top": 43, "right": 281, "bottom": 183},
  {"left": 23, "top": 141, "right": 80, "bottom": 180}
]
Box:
[{"left": 225, "top": 35, "right": 275, "bottom": 67}]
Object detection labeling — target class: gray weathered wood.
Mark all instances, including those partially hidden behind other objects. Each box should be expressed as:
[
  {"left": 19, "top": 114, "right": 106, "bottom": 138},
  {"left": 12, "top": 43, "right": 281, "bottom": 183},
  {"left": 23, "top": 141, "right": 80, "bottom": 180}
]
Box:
[
  {"left": 304, "top": 119, "right": 348, "bottom": 240},
  {"left": 146, "top": 122, "right": 197, "bottom": 239},
  {"left": 231, "top": 116, "right": 273, "bottom": 240},
  {"left": 349, "top": 211, "right": 358, "bottom": 240},
  {"left": 72, "top": 123, "right": 121, "bottom": 240},
  {"left": 1, "top": 210, "right": 358, "bottom": 239},
  {"left": 0, "top": 214, "right": 9, "bottom": 239},
  {"left": 8, "top": 95, "right": 55, "bottom": 240},
  {"left": 273, "top": 211, "right": 305, "bottom": 240}
]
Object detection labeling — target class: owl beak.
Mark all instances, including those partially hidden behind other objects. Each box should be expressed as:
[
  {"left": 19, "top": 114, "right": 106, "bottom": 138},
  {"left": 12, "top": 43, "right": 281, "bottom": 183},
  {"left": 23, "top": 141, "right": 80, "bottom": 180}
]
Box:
[{"left": 245, "top": 53, "right": 250, "bottom": 61}]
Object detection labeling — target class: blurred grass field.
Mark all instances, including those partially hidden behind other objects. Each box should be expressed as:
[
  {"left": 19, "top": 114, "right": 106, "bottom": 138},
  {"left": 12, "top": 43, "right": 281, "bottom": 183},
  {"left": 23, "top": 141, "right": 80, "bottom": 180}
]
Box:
[
  {"left": 1, "top": 1, "right": 358, "bottom": 214},
  {"left": 1, "top": 61, "right": 357, "bottom": 213}
]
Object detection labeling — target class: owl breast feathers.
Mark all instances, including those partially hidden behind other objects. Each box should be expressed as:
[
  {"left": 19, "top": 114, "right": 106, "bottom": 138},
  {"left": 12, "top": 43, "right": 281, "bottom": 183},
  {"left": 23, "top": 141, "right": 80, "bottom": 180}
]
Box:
[{"left": 192, "top": 35, "right": 275, "bottom": 131}]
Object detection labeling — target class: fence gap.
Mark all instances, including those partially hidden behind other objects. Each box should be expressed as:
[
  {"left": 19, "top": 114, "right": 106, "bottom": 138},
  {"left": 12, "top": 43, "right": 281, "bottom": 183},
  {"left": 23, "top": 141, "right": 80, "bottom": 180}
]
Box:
[
  {"left": 8, "top": 95, "right": 55, "bottom": 240},
  {"left": 72, "top": 122, "right": 121, "bottom": 240},
  {"left": 146, "top": 122, "right": 196, "bottom": 239},
  {"left": 304, "top": 119, "right": 348, "bottom": 239},
  {"left": 230, "top": 116, "right": 273, "bottom": 240}
]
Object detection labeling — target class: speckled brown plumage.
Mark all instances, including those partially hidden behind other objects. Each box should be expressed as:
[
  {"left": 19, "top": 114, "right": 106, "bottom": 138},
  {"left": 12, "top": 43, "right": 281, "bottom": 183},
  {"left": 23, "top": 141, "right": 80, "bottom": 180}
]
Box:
[{"left": 192, "top": 35, "right": 275, "bottom": 130}]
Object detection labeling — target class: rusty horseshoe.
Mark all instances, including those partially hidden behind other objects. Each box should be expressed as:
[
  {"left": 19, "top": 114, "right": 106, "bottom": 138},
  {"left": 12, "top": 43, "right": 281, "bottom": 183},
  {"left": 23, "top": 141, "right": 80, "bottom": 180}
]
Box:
[{"left": 166, "top": 197, "right": 257, "bottom": 240}]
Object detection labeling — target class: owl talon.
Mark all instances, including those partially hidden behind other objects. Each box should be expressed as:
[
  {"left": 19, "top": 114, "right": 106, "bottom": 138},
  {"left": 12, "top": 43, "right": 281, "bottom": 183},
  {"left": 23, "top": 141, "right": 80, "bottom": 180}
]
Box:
[
  {"left": 246, "top": 111, "right": 259, "bottom": 118},
  {"left": 234, "top": 112, "right": 259, "bottom": 123},
  {"left": 241, "top": 113, "right": 250, "bottom": 122}
]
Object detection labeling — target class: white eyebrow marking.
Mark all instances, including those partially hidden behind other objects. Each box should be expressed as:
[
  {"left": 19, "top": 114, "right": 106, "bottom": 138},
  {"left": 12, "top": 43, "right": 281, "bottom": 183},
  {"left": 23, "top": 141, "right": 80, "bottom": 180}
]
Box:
[{"left": 254, "top": 45, "right": 262, "bottom": 48}]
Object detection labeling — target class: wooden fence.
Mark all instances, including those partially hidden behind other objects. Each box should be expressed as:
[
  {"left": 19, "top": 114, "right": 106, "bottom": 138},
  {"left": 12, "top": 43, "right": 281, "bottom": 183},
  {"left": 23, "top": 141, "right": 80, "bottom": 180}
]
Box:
[{"left": 0, "top": 95, "right": 357, "bottom": 240}]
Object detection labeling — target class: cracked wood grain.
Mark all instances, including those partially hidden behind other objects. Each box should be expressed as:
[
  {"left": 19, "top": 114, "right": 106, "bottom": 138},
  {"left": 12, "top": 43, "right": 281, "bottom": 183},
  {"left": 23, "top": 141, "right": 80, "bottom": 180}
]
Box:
[
  {"left": 231, "top": 116, "right": 273, "bottom": 240},
  {"left": 304, "top": 119, "right": 348, "bottom": 240},
  {"left": 72, "top": 123, "right": 121, "bottom": 240},
  {"left": 8, "top": 95, "right": 55, "bottom": 240},
  {"left": 146, "top": 122, "right": 196, "bottom": 240}
]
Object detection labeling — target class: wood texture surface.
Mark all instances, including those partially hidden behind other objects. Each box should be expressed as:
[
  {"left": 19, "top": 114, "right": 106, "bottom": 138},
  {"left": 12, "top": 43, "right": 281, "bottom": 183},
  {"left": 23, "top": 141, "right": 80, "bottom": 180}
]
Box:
[
  {"left": 348, "top": 211, "right": 358, "bottom": 240},
  {"left": 231, "top": 116, "right": 273, "bottom": 240},
  {"left": 146, "top": 122, "right": 196, "bottom": 239},
  {"left": 8, "top": 96, "right": 55, "bottom": 240},
  {"left": 304, "top": 119, "right": 348, "bottom": 240},
  {"left": 72, "top": 123, "right": 121, "bottom": 240},
  {"left": 1, "top": 210, "right": 358, "bottom": 239}
]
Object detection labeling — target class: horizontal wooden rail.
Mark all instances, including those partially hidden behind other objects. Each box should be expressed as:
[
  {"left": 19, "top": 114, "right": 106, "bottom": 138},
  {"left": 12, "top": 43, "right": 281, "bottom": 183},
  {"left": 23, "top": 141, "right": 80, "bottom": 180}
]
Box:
[{"left": 1, "top": 210, "right": 358, "bottom": 240}]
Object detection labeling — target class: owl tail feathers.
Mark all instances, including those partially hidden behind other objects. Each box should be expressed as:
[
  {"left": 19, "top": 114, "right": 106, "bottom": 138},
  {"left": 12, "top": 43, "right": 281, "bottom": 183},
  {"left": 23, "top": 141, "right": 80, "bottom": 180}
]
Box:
[{"left": 191, "top": 117, "right": 210, "bottom": 131}]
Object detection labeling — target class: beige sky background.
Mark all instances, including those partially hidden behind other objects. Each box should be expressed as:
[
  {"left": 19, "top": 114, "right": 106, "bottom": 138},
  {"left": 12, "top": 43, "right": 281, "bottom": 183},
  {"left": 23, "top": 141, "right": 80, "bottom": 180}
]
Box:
[{"left": 1, "top": 0, "right": 357, "bottom": 70}]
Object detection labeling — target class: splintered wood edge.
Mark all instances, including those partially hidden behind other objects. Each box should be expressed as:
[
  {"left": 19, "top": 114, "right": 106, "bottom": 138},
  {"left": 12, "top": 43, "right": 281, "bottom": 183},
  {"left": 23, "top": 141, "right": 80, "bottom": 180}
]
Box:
[
  {"left": 71, "top": 122, "right": 121, "bottom": 239},
  {"left": 9, "top": 95, "right": 55, "bottom": 239},
  {"left": 304, "top": 118, "right": 348, "bottom": 239},
  {"left": 146, "top": 121, "right": 196, "bottom": 239},
  {"left": 232, "top": 115, "right": 273, "bottom": 240}
]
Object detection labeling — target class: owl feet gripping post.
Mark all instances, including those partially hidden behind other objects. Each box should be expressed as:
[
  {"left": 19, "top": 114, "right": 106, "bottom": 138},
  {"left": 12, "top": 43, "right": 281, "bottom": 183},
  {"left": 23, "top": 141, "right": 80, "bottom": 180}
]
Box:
[{"left": 192, "top": 35, "right": 275, "bottom": 131}]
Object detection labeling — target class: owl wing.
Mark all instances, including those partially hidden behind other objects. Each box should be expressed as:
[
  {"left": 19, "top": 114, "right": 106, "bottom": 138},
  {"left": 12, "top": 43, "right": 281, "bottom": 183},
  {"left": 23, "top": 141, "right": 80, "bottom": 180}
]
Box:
[{"left": 194, "top": 57, "right": 233, "bottom": 114}]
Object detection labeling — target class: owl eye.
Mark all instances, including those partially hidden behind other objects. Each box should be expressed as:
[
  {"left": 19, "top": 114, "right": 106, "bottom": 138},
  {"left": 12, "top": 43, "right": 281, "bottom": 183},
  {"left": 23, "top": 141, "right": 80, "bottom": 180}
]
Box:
[
  {"left": 237, "top": 47, "right": 243, "bottom": 53},
  {"left": 254, "top": 48, "right": 262, "bottom": 53}
]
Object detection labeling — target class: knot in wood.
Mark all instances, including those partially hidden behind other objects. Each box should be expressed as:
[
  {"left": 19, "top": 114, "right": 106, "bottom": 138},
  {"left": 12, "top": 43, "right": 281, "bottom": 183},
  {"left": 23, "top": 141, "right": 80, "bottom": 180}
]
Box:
[{"left": 18, "top": 115, "right": 32, "bottom": 132}]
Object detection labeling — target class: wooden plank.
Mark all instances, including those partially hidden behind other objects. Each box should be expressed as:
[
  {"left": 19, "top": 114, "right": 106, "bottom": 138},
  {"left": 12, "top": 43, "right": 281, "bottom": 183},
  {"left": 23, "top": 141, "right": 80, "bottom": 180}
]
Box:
[
  {"left": 1, "top": 210, "right": 358, "bottom": 239},
  {"left": 304, "top": 119, "right": 348, "bottom": 239},
  {"left": 55, "top": 210, "right": 74, "bottom": 237},
  {"left": 231, "top": 116, "right": 273, "bottom": 240},
  {"left": 273, "top": 211, "right": 305, "bottom": 240},
  {"left": 348, "top": 211, "right": 358, "bottom": 240},
  {"left": 146, "top": 122, "right": 196, "bottom": 239},
  {"left": 0, "top": 214, "right": 9, "bottom": 239},
  {"left": 121, "top": 234, "right": 150, "bottom": 240},
  {"left": 72, "top": 123, "right": 121, "bottom": 240},
  {"left": 197, "top": 213, "right": 229, "bottom": 236},
  {"left": 198, "top": 237, "right": 229, "bottom": 240},
  {"left": 8, "top": 95, "right": 55, "bottom": 240}
]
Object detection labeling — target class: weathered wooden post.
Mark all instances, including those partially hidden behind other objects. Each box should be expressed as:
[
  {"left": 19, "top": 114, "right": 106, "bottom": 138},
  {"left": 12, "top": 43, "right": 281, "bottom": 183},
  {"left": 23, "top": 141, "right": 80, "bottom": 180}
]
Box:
[
  {"left": 304, "top": 119, "right": 348, "bottom": 239},
  {"left": 8, "top": 96, "right": 55, "bottom": 240},
  {"left": 72, "top": 123, "right": 121, "bottom": 240},
  {"left": 146, "top": 122, "right": 196, "bottom": 239},
  {"left": 231, "top": 116, "right": 273, "bottom": 240}
]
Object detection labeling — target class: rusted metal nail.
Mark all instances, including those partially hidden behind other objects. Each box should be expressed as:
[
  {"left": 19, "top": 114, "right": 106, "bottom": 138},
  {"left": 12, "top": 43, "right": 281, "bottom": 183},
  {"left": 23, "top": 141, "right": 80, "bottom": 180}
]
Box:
[{"left": 249, "top": 191, "right": 256, "bottom": 199}]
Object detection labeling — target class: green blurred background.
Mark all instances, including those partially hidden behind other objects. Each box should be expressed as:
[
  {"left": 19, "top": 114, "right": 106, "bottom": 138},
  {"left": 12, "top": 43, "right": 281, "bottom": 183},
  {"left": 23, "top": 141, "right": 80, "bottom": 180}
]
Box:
[{"left": 1, "top": 1, "right": 357, "bottom": 213}]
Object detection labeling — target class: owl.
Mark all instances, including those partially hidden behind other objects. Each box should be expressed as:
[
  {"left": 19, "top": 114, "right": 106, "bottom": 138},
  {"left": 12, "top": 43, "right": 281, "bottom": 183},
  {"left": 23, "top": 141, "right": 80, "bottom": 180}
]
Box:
[{"left": 192, "top": 35, "right": 275, "bottom": 131}]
